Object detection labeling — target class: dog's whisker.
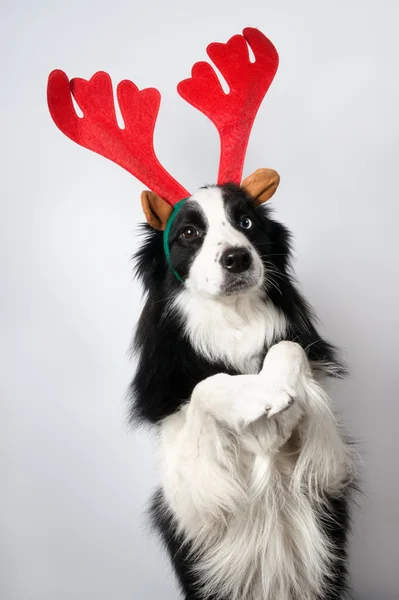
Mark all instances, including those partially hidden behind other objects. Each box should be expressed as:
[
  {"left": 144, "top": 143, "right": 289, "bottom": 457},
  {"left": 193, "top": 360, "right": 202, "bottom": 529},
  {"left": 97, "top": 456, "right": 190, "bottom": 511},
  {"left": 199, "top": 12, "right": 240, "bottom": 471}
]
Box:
[{"left": 264, "top": 274, "right": 282, "bottom": 296}]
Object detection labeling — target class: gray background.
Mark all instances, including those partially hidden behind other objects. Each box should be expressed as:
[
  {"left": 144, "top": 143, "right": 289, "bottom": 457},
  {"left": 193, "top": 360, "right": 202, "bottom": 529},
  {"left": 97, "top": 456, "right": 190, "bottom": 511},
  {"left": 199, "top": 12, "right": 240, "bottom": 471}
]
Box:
[{"left": 1, "top": 1, "right": 398, "bottom": 599}]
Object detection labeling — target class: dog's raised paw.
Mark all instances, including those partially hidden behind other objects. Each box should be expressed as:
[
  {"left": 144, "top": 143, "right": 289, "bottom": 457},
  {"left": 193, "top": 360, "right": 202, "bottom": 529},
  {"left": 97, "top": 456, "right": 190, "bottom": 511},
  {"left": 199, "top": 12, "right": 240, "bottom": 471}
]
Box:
[
  {"left": 192, "top": 373, "right": 298, "bottom": 429},
  {"left": 264, "top": 387, "right": 296, "bottom": 418}
]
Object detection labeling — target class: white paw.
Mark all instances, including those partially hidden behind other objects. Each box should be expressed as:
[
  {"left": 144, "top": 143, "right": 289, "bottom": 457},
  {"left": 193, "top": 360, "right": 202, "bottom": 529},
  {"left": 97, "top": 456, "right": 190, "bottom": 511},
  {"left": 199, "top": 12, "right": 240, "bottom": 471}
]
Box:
[
  {"left": 227, "top": 379, "right": 297, "bottom": 427},
  {"left": 193, "top": 373, "right": 297, "bottom": 428},
  {"left": 263, "top": 385, "right": 296, "bottom": 418},
  {"left": 260, "top": 341, "right": 309, "bottom": 387},
  {"left": 258, "top": 341, "right": 308, "bottom": 420},
  {"left": 193, "top": 373, "right": 261, "bottom": 426}
]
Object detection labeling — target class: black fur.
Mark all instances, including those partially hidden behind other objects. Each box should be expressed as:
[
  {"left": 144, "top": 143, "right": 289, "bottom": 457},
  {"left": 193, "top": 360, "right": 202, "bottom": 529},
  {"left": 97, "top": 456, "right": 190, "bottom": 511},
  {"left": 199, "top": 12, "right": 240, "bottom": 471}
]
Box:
[{"left": 130, "top": 184, "right": 352, "bottom": 599}]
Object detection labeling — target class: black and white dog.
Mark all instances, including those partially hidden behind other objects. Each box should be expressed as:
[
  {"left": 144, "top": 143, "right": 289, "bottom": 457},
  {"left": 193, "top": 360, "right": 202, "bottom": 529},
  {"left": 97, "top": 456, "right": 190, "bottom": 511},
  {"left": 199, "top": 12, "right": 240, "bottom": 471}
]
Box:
[{"left": 130, "top": 183, "right": 355, "bottom": 600}]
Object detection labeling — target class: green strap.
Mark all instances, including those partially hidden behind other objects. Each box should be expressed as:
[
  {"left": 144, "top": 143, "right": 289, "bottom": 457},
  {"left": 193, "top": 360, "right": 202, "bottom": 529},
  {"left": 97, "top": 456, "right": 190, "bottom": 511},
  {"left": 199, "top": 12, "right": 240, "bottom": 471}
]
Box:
[{"left": 163, "top": 198, "right": 188, "bottom": 283}]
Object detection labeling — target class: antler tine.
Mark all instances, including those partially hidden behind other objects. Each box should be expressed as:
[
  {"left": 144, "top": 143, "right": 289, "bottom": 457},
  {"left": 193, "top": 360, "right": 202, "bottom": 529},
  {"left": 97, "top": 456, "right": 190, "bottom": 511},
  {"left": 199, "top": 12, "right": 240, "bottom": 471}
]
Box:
[
  {"left": 177, "top": 28, "right": 279, "bottom": 185},
  {"left": 47, "top": 70, "right": 190, "bottom": 205}
]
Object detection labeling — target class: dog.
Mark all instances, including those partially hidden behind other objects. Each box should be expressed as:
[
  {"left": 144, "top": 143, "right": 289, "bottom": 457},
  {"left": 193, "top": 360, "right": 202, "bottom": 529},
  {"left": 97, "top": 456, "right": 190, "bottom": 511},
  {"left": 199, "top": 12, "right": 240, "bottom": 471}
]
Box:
[{"left": 130, "top": 182, "right": 355, "bottom": 600}]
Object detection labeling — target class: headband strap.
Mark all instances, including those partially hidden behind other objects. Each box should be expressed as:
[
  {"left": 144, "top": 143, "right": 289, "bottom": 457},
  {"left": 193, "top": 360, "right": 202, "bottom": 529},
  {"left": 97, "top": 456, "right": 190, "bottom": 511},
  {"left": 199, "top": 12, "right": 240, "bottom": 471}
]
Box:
[{"left": 163, "top": 198, "right": 188, "bottom": 283}]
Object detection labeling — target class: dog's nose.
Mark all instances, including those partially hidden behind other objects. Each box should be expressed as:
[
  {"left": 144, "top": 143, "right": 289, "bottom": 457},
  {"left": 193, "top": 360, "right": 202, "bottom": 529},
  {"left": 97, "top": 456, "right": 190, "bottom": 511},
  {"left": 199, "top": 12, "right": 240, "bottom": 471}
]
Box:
[{"left": 221, "top": 247, "right": 252, "bottom": 273}]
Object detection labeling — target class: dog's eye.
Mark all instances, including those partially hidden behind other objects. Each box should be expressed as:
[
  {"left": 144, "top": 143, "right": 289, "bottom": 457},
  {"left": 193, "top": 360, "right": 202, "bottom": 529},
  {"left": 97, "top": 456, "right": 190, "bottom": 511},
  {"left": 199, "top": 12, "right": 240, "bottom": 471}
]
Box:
[
  {"left": 181, "top": 226, "right": 200, "bottom": 240},
  {"left": 240, "top": 216, "right": 253, "bottom": 230}
]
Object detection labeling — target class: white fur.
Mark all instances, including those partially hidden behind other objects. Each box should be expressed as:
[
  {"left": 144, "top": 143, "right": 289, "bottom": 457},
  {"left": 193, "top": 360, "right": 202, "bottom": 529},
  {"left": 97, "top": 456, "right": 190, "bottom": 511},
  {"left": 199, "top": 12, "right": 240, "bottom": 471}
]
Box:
[
  {"left": 159, "top": 340, "right": 353, "bottom": 600},
  {"left": 185, "top": 187, "right": 264, "bottom": 297},
  {"left": 174, "top": 289, "right": 287, "bottom": 373}
]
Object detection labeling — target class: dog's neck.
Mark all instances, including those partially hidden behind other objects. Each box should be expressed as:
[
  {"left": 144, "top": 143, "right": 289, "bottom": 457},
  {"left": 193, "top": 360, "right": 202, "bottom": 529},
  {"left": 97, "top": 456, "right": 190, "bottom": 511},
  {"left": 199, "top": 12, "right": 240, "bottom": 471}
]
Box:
[{"left": 172, "top": 288, "right": 287, "bottom": 373}]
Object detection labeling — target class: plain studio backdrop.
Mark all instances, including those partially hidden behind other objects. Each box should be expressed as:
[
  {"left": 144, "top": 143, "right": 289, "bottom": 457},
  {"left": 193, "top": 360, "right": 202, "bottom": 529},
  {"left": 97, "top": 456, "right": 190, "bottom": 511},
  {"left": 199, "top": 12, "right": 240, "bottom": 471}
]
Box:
[{"left": 1, "top": 1, "right": 398, "bottom": 599}]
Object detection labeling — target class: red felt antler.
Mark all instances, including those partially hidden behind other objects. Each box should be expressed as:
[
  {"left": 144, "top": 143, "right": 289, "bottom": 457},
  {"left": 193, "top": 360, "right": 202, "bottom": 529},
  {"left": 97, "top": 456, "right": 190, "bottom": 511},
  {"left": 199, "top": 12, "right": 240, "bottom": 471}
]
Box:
[
  {"left": 47, "top": 28, "right": 279, "bottom": 205},
  {"left": 177, "top": 28, "right": 279, "bottom": 185},
  {"left": 47, "top": 70, "right": 190, "bottom": 205}
]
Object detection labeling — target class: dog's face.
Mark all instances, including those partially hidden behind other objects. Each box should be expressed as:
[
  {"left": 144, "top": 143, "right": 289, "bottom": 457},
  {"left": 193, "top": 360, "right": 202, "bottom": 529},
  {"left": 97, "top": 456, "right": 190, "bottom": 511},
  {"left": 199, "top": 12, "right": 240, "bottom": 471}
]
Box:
[{"left": 167, "top": 185, "right": 273, "bottom": 297}]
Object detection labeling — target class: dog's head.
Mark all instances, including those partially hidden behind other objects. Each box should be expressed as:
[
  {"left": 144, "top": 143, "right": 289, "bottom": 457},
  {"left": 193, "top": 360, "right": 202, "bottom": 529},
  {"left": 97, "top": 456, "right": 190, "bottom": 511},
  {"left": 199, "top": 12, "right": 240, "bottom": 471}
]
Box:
[
  {"left": 139, "top": 172, "right": 291, "bottom": 300},
  {"left": 166, "top": 186, "right": 268, "bottom": 297}
]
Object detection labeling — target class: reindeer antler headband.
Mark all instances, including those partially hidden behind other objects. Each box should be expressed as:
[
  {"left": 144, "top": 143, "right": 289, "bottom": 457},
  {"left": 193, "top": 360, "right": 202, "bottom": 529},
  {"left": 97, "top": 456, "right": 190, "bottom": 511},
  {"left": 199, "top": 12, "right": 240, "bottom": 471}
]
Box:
[{"left": 47, "top": 28, "right": 280, "bottom": 278}]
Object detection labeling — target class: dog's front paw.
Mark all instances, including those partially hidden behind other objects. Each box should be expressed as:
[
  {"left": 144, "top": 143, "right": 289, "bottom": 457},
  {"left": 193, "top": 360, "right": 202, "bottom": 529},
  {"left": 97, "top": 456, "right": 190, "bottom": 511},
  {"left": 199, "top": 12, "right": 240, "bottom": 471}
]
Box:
[
  {"left": 230, "top": 379, "right": 299, "bottom": 429},
  {"left": 260, "top": 341, "right": 310, "bottom": 396},
  {"left": 263, "top": 384, "right": 296, "bottom": 418},
  {"left": 192, "top": 373, "right": 274, "bottom": 428}
]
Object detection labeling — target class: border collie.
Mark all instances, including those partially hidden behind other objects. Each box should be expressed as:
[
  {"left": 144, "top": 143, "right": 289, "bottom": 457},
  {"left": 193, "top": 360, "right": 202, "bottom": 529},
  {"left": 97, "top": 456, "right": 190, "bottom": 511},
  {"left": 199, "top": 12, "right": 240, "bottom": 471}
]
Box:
[{"left": 130, "top": 183, "right": 355, "bottom": 600}]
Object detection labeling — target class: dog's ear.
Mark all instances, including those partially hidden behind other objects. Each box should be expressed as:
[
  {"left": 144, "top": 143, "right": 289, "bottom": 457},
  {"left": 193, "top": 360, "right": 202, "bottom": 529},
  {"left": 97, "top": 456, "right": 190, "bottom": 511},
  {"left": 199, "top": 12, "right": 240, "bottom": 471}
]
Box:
[
  {"left": 141, "top": 190, "right": 174, "bottom": 230},
  {"left": 241, "top": 168, "right": 280, "bottom": 207}
]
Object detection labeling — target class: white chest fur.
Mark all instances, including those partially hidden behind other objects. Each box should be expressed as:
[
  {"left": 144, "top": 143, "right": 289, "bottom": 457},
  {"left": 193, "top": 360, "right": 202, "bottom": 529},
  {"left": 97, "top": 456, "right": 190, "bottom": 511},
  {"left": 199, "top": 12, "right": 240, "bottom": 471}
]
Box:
[{"left": 173, "top": 289, "right": 287, "bottom": 373}]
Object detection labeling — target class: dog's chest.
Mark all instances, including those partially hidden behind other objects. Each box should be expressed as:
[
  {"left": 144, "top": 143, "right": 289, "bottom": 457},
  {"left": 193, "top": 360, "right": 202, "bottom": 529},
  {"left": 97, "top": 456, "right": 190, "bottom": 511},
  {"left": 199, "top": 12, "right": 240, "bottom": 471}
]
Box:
[{"left": 174, "top": 291, "right": 287, "bottom": 372}]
